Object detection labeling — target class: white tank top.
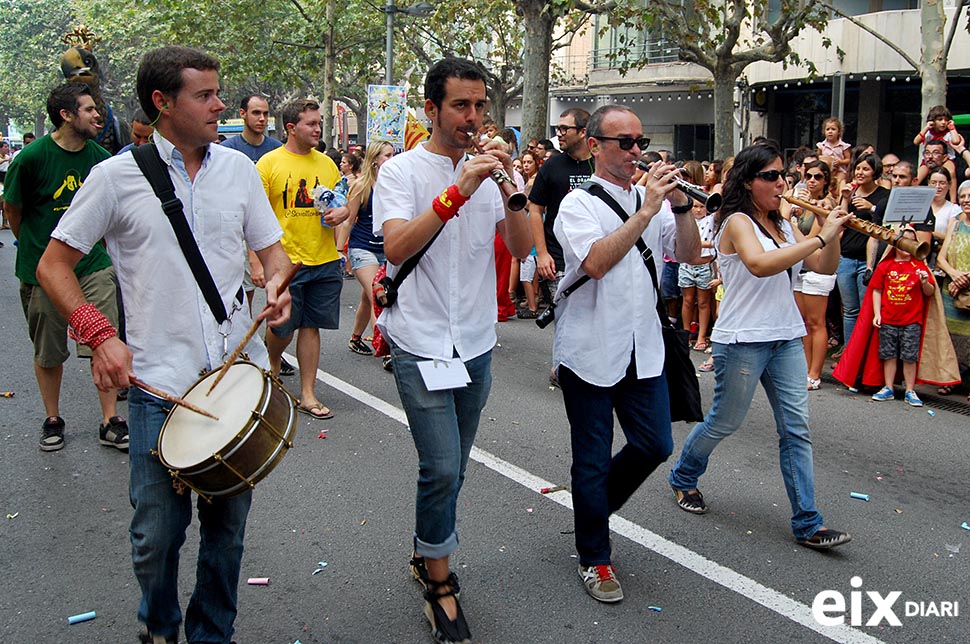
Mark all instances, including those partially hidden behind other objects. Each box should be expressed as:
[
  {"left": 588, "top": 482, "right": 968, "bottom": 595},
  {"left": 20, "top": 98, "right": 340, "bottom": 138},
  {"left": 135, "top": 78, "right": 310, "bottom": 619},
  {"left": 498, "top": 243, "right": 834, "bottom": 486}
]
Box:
[{"left": 711, "top": 213, "right": 806, "bottom": 344}]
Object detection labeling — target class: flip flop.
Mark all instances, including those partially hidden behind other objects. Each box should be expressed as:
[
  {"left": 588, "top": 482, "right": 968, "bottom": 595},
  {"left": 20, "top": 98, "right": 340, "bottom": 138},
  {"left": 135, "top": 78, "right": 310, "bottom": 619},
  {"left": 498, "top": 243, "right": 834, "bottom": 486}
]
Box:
[{"left": 297, "top": 402, "right": 334, "bottom": 420}]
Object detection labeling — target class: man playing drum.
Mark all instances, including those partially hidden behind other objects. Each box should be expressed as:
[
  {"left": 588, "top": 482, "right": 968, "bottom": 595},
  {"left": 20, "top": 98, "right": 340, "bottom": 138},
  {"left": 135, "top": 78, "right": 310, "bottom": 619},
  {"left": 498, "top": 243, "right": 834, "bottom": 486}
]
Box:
[{"left": 36, "top": 46, "right": 293, "bottom": 644}]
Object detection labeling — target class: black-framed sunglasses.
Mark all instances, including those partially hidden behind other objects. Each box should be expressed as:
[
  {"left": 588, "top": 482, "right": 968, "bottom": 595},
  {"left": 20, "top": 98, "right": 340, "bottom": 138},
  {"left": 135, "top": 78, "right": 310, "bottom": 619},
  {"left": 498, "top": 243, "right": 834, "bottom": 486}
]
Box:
[
  {"left": 594, "top": 135, "right": 650, "bottom": 151},
  {"left": 556, "top": 124, "right": 582, "bottom": 134},
  {"left": 753, "top": 170, "right": 784, "bottom": 182},
  {"left": 805, "top": 172, "right": 826, "bottom": 180}
]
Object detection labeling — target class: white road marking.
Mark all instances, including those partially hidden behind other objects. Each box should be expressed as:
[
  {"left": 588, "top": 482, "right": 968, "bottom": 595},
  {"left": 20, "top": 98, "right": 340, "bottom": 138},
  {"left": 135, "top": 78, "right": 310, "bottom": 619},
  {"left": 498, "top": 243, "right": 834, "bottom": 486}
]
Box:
[{"left": 306, "top": 358, "right": 885, "bottom": 644}]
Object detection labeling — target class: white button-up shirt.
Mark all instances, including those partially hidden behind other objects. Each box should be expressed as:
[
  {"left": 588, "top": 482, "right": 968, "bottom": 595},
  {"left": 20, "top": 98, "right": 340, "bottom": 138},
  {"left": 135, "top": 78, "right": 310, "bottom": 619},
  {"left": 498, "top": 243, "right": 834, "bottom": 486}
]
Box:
[
  {"left": 553, "top": 175, "right": 676, "bottom": 387},
  {"left": 373, "top": 143, "right": 505, "bottom": 361},
  {"left": 52, "top": 133, "right": 283, "bottom": 395}
]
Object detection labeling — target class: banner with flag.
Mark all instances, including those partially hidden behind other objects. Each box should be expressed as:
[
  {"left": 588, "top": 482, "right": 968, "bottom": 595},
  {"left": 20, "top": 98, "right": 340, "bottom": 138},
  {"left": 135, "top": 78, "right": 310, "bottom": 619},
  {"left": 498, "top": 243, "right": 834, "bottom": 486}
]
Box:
[{"left": 405, "top": 113, "right": 430, "bottom": 150}]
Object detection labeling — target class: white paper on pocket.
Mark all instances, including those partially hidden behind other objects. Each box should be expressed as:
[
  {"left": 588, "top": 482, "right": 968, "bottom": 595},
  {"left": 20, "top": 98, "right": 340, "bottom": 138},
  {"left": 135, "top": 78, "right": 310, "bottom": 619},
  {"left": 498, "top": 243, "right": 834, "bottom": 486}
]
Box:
[{"left": 417, "top": 358, "right": 472, "bottom": 391}]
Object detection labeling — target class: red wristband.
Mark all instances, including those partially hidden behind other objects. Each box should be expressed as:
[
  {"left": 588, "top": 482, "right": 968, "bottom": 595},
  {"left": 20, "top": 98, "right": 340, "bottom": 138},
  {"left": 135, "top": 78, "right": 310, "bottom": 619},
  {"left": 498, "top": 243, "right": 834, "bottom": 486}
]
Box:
[
  {"left": 68, "top": 303, "right": 118, "bottom": 350},
  {"left": 432, "top": 184, "right": 468, "bottom": 223}
]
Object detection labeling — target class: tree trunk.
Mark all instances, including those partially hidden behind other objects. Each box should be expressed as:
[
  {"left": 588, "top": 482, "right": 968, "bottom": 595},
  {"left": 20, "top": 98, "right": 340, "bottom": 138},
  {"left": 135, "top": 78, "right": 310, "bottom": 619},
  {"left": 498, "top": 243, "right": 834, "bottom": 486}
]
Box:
[
  {"left": 520, "top": 2, "right": 554, "bottom": 143},
  {"left": 355, "top": 104, "right": 367, "bottom": 147},
  {"left": 321, "top": 0, "right": 336, "bottom": 148},
  {"left": 920, "top": 0, "right": 947, "bottom": 121},
  {"left": 34, "top": 109, "right": 46, "bottom": 137},
  {"left": 491, "top": 86, "right": 508, "bottom": 130},
  {"left": 713, "top": 67, "right": 736, "bottom": 159}
]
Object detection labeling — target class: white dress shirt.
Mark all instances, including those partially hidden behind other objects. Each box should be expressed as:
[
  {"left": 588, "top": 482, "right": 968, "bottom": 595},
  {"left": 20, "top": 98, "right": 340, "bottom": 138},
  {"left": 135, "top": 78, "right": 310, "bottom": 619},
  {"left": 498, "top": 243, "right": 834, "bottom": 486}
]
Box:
[
  {"left": 373, "top": 142, "right": 505, "bottom": 361},
  {"left": 52, "top": 132, "right": 283, "bottom": 395},
  {"left": 553, "top": 175, "right": 676, "bottom": 387}
]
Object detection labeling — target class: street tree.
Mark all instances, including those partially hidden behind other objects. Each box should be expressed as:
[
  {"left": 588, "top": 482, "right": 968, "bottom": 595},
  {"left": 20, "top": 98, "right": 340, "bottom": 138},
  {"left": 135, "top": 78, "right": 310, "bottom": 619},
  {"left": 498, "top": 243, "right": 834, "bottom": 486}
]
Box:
[{"left": 620, "top": 0, "right": 831, "bottom": 158}]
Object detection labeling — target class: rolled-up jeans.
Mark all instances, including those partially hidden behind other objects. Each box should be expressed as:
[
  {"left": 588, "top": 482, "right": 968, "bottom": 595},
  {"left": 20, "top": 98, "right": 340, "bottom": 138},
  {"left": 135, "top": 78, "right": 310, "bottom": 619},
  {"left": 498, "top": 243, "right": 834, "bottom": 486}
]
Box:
[
  {"left": 668, "top": 339, "right": 824, "bottom": 539},
  {"left": 128, "top": 387, "right": 251, "bottom": 643},
  {"left": 389, "top": 341, "right": 492, "bottom": 558}
]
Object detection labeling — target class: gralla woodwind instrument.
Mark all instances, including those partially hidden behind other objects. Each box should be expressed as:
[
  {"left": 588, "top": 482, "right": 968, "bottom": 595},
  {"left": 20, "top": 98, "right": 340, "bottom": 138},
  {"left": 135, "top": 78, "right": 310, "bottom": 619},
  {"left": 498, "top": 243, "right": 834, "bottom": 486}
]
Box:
[
  {"left": 468, "top": 137, "right": 528, "bottom": 211},
  {"left": 782, "top": 195, "right": 929, "bottom": 260}
]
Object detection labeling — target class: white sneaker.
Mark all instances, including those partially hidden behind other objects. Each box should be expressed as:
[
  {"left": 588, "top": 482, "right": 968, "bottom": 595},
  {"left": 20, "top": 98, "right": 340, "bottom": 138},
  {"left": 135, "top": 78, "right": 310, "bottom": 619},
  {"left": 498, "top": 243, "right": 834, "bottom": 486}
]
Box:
[{"left": 578, "top": 564, "right": 624, "bottom": 603}]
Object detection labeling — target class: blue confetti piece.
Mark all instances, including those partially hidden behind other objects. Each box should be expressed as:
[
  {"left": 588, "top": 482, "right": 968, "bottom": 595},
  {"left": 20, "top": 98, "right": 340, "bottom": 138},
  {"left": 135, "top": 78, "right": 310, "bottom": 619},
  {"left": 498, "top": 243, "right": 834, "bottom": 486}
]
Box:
[
  {"left": 961, "top": 522, "right": 970, "bottom": 531},
  {"left": 648, "top": 606, "right": 662, "bottom": 612},
  {"left": 68, "top": 611, "right": 96, "bottom": 624},
  {"left": 927, "top": 410, "right": 936, "bottom": 417},
  {"left": 850, "top": 492, "right": 870, "bottom": 501}
]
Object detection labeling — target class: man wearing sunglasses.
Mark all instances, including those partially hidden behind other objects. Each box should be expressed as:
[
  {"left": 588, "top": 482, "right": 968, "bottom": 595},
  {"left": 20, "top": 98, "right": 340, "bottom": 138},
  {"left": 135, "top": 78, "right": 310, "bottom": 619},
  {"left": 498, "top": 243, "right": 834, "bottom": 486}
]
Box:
[{"left": 551, "top": 104, "right": 702, "bottom": 604}]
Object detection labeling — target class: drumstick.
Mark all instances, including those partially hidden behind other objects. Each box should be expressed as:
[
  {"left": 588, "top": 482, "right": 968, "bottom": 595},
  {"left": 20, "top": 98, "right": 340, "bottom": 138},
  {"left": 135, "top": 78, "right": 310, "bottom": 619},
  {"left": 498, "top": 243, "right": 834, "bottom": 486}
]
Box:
[
  {"left": 206, "top": 262, "right": 302, "bottom": 396},
  {"left": 128, "top": 374, "right": 220, "bottom": 421}
]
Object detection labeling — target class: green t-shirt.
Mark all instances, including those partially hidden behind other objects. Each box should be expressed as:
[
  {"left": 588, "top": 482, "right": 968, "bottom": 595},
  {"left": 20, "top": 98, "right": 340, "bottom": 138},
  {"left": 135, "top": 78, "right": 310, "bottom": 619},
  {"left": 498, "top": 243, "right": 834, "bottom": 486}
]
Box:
[{"left": 3, "top": 134, "right": 112, "bottom": 284}]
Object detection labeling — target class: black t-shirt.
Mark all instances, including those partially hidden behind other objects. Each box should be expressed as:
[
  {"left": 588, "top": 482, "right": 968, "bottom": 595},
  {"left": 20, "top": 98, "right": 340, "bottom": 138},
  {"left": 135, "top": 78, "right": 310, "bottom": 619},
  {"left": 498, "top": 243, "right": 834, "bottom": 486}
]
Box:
[
  {"left": 528, "top": 152, "right": 595, "bottom": 272},
  {"left": 841, "top": 186, "right": 890, "bottom": 261}
]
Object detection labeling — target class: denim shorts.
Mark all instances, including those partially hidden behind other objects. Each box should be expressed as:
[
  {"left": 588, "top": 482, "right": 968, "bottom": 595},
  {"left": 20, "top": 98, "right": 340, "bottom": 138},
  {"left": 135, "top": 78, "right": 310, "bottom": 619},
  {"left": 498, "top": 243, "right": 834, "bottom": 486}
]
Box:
[
  {"left": 878, "top": 322, "right": 922, "bottom": 362},
  {"left": 519, "top": 255, "right": 537, "bottom": 282},
  {"left": 348, "top": 247, "right": 385, "bottom": 272},
  {"left": 661, "top": 261, "right": 681, "bottom": 300},
  {"left": 677, "top": 262, "right": 714, "bottom": 289},
  {"left": 20, "top": 267, "right": 119, "bottom": 367},
  {"left": 270, "top": 260, "right": 342, "bottom": 337}
]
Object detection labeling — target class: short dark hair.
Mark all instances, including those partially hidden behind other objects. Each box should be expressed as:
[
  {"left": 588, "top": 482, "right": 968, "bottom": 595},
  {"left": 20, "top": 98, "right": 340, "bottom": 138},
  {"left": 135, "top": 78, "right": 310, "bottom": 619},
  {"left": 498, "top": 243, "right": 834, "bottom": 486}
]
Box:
[
  {"left": 719, "top": 142, "right": 784, "bottom": 231},
  {"left": 586, "top": 105, "right": 636, "bottom": 139},
  {"left": 537, "top": 138, "right": 554, "bottom": 151},
  {"left": 240, "top": 94, "right": 268, "bottom": 111},
  {"left": 137, "top": 46, "right": 220, "bottom": 122},
  {"left": 894, "top": 160, "right": 916, "bottom": 178},
  {"left": 925, "top": 139, "right": 947, "bottom": 153},
  {"left": 641, "top": 151, "right": 663, "bottom": 164},
  {"left": 23, "top": 132, "right": 36, "bottom": 142},
  {"left": 851, "top": 153, "right": 882, "bottom": 180},
  {"left": 425, "top": 58, "right": 486, "bottom": 109},
  {"left": 928, "top": 165, "right": 952, "bottom": 183},
  {"left": 131, "top": 108, "right": 151, "bottom": 125},
  {"left": 47, "top": 83, "right": 92, "bottom": 129},
  {"left": 560, "top": 108, "right": 590, "bottom": 130},
  {"left": 280, "top": 99, "right": 319, "bottom": 130}
]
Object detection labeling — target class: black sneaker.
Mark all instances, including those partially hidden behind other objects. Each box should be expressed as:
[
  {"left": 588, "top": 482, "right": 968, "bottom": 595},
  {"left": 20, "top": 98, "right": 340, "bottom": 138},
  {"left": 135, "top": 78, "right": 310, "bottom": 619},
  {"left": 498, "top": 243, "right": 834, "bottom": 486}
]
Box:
[
  {"left": 382, "top": 355, "right": 393, "bottom": 372},
  {"left": 672, "top": 486, "right": 708, "bottom": 514},
  {"left": 279, "top": 357, "right": 296, "bottom": 376},
  {"left": 99, "top": 416, "right": 130, "bottom": 451},
  {"left": 39, "top": 416, "right": 65, "bottom": 452},
  {"left": 797, "top": 528, "right": 852, "bottom": 551},
  {"left": 349, "top": 335, "right": 373, "bottom": 355}
]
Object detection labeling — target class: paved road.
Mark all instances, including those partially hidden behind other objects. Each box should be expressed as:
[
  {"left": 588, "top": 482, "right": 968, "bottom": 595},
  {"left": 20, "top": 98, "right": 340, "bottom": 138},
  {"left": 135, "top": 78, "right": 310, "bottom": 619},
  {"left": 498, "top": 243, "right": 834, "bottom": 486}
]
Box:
[{"left": 1, "top": 227, "right": 968, "bottom": 643}]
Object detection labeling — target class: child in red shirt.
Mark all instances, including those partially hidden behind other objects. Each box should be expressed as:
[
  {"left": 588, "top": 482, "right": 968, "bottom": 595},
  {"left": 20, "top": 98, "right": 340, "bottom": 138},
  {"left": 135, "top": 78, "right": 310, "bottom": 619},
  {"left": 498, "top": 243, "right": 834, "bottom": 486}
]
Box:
[{"left": 870, "top": 228, "right": 937, "bottom": 406}]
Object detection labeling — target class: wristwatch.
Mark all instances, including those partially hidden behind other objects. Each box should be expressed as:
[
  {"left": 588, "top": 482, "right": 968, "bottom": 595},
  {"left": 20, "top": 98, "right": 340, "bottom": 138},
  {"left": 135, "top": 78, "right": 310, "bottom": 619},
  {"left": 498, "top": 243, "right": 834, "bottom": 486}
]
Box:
[{"left": 671, "top": 197, "right": 694, "bottom": 214}]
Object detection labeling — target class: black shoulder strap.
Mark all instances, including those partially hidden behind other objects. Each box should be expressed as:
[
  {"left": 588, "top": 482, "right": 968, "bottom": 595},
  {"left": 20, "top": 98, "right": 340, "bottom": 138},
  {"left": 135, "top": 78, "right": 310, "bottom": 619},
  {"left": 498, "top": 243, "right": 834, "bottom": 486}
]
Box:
[
  {"left": 391, "top": 226, "right": 444, "bottom": 292},
  {"left": 580, "top": 181, "right": 668, "bottom": 324},
  {"left": 131, "top": 143, "right": 231, "bottom": 324}
]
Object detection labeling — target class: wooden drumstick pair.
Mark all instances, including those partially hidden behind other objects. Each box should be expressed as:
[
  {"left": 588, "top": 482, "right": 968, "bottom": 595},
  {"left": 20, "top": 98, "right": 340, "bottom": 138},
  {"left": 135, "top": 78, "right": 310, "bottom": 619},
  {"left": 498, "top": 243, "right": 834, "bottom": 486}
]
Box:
[{"left": 207, "top": 262, "right": 302, "bottom": 396}]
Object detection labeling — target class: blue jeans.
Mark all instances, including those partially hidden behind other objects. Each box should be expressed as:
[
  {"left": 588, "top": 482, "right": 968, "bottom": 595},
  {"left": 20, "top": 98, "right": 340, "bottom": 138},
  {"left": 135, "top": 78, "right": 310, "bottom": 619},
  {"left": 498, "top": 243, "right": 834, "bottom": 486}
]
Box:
[
  {"left": 837, "top": 256, "right": 867, "bottom": 344},
  {"left": 128, "top": 388, "right": 252, "bottom": 643},
  {"left": 668, "top": 339, "right": 824, "bottom": 539},
  {"left": 389, "top": 343, "right": 492, "bottom": 558},
  {"left": 559, "top": 357, "right": 674, "bottom": 566}
]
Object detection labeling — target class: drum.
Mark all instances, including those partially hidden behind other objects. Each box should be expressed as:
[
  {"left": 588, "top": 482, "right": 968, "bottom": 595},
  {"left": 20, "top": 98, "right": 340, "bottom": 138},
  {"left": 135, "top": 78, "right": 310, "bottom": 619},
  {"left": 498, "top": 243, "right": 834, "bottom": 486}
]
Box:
[{"left": 158, "top": 361, "right": 296, "bottom": 501}]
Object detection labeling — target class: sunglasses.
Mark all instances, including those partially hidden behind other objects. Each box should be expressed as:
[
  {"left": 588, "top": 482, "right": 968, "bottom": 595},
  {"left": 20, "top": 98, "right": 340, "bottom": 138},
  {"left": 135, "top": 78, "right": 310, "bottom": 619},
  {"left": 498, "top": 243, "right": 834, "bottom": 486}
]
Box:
[
  {"left": 753, "top": 170, "right": 784, "bottom": 182},
  {"left": 556, "top": 124, "right": 582, "bottom": 134},
  {"left": 594, "top": 135, "right": 650, "bottom": 151},
  {"left": 805, "top": 172, "right": 826, "bottom": 180}
]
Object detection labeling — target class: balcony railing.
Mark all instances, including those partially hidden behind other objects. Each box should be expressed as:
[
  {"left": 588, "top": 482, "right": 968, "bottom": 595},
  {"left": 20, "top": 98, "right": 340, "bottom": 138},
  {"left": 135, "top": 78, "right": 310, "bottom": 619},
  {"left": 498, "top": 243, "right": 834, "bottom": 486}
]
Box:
[{"left": 591, "top": 39, "right": 681, "bottom": 70}]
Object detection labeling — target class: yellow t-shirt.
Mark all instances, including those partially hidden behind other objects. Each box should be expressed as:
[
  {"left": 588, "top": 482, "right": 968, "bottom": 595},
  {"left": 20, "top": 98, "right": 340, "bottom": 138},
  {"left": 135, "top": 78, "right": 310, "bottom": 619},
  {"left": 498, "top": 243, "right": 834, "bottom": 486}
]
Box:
[{"left": 257, "top": 147, "right": 341, "bottom": 265}]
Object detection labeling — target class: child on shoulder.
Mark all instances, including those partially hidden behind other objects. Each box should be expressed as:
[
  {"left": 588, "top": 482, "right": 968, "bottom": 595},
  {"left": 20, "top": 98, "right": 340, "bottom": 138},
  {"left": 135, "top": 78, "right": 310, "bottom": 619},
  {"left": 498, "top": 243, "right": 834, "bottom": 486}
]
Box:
[
  {"left": 914, "top": 104, "right": 963, "bottom": 190},
  {"left": 816, "top": 117, "right": 852, "bottom": 182}
]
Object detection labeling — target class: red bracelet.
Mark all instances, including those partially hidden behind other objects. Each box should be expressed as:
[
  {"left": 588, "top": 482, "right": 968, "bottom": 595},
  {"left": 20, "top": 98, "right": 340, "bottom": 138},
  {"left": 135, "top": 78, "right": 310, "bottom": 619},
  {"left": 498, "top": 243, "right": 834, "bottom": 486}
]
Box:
[
  {"left": 68, "top": 303, "right": 118, "bottom": 350},
  {"left": 432, "top": 184, "right": 468, "bottom": 223}
]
